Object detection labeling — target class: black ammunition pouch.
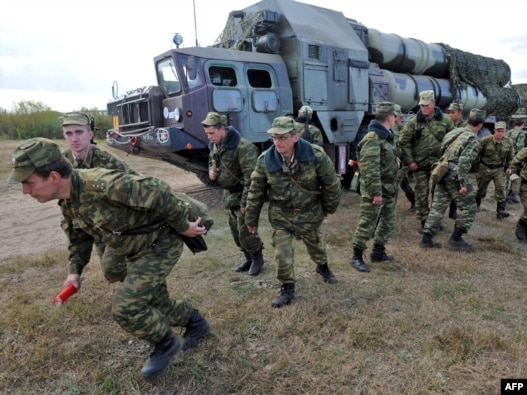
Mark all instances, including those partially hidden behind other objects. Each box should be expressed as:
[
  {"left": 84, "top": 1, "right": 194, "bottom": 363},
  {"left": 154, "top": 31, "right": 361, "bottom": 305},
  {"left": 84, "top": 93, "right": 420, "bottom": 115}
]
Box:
[{"left": 227, "top": 184, "right": 244, "bottom": 194}]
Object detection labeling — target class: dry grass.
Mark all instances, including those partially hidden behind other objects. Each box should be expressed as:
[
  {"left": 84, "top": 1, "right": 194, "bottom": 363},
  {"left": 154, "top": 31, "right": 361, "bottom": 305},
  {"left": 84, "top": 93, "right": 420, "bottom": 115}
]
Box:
[{"left": 1, "top": 140, "right": 527, "bottom": 394}]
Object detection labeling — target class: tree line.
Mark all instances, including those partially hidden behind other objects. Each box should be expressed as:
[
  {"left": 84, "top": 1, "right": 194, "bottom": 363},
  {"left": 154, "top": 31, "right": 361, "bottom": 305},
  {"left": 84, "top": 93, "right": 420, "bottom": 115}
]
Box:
[{"left": 0, "top": 101, "right": 112, "bottom": 140}]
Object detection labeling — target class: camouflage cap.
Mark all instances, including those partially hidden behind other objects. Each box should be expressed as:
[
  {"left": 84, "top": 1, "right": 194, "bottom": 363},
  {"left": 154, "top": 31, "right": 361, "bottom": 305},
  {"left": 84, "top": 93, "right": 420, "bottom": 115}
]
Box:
[
  {"left": 299, "top": 105, "right": 313, "bottom": 115},
  {"left": 447, "top": 102, "right": 463, "bottom": 112},
  {"left": 7, "top": 138, "right": 62, "bottom": 184},
  {"left": 495, "top": 121, "right": 507, "bottom": 129},
  {"left": 393, "top": 104, "right": 403, "bottom": 117},
  {"left": 469, "top": 108, "right": 486, "bottom": 119},
  {"left": 376, "top": 102, "right": 396, "bottom": 114},
  {"left": 418, "top": 90, "right": 435, "bottom": 105},
  {"left": 61, "top": 112, "right": 91, "bottom": 126},
  {"left": 267, "top": 116, "right": 295, "bottom": 135},
  {"left": 201, "top": 112, "right": 227, "bottom": 126}
]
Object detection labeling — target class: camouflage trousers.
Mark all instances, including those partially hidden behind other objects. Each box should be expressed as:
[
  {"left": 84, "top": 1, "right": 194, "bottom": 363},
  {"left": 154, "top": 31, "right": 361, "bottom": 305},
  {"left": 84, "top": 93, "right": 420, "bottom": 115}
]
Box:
[
  {"left": 424, "top": 176, "right": 477, "bottom": 235},
  {"left": 519, "top": 181, "right": 527, "bottom": 222},
  {"left": 412, "top": 169, "right": 432, "bottom": 221},
  {"left": 95, "top": 241, "right": 127, "bottom": 283},
  {"left": 272, "top": 227, "right": 327, "bottom": 284},
  {"left": 111, "top": 230, "right": 193, "bottom": 344},
  {"left": 475, "top": 166, "right": 506, "bottom": 202},
  {"left": 228, "top": 207, "right": 264, "bottom": 254},
  {"left": 505, "top": 173, "right": 521, "bottom": 195},
  {"left": 394, "top": 166, "right": 415, "bottom": 204},
  {"left": 352, "top": 185, "right": 396, "bottom": 250}
]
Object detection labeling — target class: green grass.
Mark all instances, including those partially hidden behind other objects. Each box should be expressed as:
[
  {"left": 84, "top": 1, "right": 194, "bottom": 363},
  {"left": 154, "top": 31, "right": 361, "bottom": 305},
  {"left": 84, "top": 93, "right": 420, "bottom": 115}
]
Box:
[{"left": 1, "top": 140, "right": 527, "bottom": 394}]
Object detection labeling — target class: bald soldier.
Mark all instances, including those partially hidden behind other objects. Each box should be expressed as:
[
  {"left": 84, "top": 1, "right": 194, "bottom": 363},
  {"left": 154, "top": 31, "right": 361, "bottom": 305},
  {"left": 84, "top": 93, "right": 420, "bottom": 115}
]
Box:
[{"left": 8, "top": 138, "right": 211, "bottom": 380}]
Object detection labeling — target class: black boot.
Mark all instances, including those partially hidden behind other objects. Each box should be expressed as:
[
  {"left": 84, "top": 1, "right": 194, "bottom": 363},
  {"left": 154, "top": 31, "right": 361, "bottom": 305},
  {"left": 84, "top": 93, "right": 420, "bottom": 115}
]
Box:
[
  {"left": 419, "top": 232, "right": 442, "bottom": 248},
  {"left": 234, "top": 251, "right": 252, "bottom": 272},
  {"left": 516, "top": 219, "right": 527, "bottom": 241},
  {"left": 448, "top": 226, "right": 473, "bottom": 250},
  {"left": 248, "top": 249, "right": 264, "bottom": 276},
  {"left": 316, "top": 263, "right": 337, "bottom": 284},
  {"left": 370, "top": 243, "right": 394, "bottom": 262},
  {"left": 350, "top": 247, "right": 370, "bottom": 272},
  {"left": 507, "top": 191, "right": 520, "bottom": 204},
  {"left": 496, "top": 201, "right": 510, "bottom": 219},
  {"left": 448, "top": 200, "right": 458, "bottom": 219},
  {"left": 272, "top": 283, "right": 295, "bottom": 308},
  {"left": 141, "top": 330, "right": 181, "bottom": 380},
  {"left": 475, "top": 197, "right": 482, "bottom": 212},
  {"left": 182, "top": 310, "right": 211, "bottom": 351}
]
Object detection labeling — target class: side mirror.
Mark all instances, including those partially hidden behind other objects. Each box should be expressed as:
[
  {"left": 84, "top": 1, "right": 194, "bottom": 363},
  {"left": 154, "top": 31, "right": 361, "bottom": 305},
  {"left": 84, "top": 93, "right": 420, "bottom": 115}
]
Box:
[{"left": 187, "top": 56, "right": 197, "bottom": 80}]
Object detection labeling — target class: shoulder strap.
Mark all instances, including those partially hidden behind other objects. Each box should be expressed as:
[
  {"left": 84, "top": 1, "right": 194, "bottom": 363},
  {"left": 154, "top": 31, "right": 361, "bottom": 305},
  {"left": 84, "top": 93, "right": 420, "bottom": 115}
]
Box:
[{"left": 288, "top": 174, "right": 322, "bottom": 195}]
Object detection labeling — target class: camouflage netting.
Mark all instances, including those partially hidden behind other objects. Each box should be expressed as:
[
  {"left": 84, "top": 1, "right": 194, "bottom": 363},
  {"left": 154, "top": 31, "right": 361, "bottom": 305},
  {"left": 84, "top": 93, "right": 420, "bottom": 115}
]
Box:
[
  {"left": 512, "top": 84, "right": 527, "bottom": 116},
  {"left": 213, "top": 10, "right": 266, "bottom": 50},
  {"left": 441, "top": 44, "right": 519, "bottom": 118}
]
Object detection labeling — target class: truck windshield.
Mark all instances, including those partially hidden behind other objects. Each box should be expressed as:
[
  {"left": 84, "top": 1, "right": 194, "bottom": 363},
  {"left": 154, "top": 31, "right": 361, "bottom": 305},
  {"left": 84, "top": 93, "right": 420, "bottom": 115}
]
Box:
[{"left": 157, "top": 58, "right": 181, "bottom": 95}]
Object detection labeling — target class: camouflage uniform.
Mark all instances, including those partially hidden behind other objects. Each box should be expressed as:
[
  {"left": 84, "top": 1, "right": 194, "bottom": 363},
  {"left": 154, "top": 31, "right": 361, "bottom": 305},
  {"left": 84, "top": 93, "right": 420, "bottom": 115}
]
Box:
[
  {"left": 475, "top": 134, "right": 514, "bottom": 205},
  {"left": 392, "top": 122, "right": 415, "bottom": 208},
  {"left": 208, "top": 126, "right": 263, "bottom": 255},
  {"left": 399, "top": 107, "right": 454, "bottom": 221},
  {"left": 352, "top": 120, "right": 398, "bottom": 251},
  {"left": 245, "top": 139, "right": 341, "bottom": 285},
  {"left": 510, "top": 147, "right": 527, "bottom": 239},
  {"left": 505, "top": 126, "right": 526, "bottom": 200},
  {"left": 59, "top": 168, "right": 196, "bottom": 344},
  {"left": 293, "top": 120, "right": 324, "bottom": 146},
  {"left": 423, "top": 127, "right": 479, "bottom": 236},
  {"left": 62, "top": 144, "right": 138, "bottom": 282}
]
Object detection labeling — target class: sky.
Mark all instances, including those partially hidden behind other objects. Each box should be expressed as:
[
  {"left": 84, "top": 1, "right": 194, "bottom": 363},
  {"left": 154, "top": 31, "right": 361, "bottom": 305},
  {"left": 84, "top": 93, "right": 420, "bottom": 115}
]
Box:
[{"left": 1, "top": 0, "right": 527, "bottom": 113}]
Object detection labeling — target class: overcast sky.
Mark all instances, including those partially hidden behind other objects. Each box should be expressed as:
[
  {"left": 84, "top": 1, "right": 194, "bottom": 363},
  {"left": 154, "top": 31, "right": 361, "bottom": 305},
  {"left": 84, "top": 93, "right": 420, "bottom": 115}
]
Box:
[{"left": 1, "top": 0, "right": 526, "bottom": 112}]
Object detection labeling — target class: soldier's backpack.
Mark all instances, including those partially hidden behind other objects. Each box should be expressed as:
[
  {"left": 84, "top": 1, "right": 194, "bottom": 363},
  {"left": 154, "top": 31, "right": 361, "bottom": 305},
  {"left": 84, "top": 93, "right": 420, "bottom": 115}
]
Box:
[
  {"left": 174, "top": 192, "right": 214, "bottom": 254},
  {"left": 430, "top": 129, "right": 466, "bottom": 184}
]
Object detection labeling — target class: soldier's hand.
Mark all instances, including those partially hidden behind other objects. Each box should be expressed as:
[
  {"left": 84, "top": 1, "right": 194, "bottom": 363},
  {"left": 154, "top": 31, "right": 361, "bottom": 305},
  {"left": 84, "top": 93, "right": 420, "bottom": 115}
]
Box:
[
  {"left": 459, "top": 186, "right": 468, "bottom": 195},
  {"left": 209, "top": 169, "right": 218, "bottom": 181},
  {"left": 247, "top": 225, "right": 258, "bottom": 234},
  {"left": 64, "top": 274, "right": 81, "bottom": 290},
  {"left": 373, "top": 195, "right": 382, "bottom": 205},
  {"left": 408, "top": 162, "right": 418, "bottom": 171},
  {"left": 181, "top": 217, "right": 208, "bottom": 237}
]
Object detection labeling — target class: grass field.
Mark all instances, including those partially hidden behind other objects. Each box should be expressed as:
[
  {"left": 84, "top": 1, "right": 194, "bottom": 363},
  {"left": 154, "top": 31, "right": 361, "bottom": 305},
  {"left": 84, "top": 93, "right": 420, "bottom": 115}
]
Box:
[{"left": 1, "top": 140, "right": 527, "bottom": 394}]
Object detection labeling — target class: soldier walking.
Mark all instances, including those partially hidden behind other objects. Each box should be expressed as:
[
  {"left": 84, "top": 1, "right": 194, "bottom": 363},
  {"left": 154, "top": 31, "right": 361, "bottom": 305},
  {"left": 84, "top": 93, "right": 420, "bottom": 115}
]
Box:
[
  {"left": 510, "top": 145, "right": 527, "bottom": 240},
  {"left": 245, "top": 116, "right": 341, "bottom": 308},
  {"left": 202, "top": 112, "right": 265, "bottom": 275}
]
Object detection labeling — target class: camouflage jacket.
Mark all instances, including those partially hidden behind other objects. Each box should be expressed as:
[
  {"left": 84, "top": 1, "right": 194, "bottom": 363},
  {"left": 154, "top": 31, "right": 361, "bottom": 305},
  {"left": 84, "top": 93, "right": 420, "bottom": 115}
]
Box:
[
  {"left": 399, "top": 107, "right": 454, "bottom": 170},
  {"left": 357, "top": 120, "right": 398, "bottom": 198},
  {"left": 478, "top": 135, "right": 514, "bottom": 170},
  {"left": 59, "top": 169, "right": 191, "bottom": 275},
  {"left": 506, "top": 127, "right": 526, "bottom": 154},
  {"left": 209, "top": 126, "right": 258, "bottom": 209},
  {"left": 63, "top": 144, "right": 137, "bottom": 174},
  {"left": 511, "top": 147, "right": 527, "bottom": 181},
  {"left": 245, "top": 139, "right": 341, "bottom": 232},
  {"left": 294, "top": 118, "right": 324, "bottom": 146},
  {"left": 441, "top": 127, "right": 480, "bottom": 188}
]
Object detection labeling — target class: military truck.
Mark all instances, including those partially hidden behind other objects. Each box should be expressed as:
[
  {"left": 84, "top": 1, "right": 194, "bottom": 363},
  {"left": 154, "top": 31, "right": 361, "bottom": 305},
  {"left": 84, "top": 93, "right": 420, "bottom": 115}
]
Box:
[{"left": 106, "top": 0, "right": 521, "bottom": 185}]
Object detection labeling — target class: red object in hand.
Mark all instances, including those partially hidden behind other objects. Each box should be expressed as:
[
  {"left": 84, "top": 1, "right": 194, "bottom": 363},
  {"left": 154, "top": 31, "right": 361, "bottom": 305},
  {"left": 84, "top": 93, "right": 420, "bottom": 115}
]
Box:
[
  {"left": 349, "top": 160, "right": 358, "bottom": 169},
  {"left": 52, "top": 284, "right": 77, "bottom": 306}
]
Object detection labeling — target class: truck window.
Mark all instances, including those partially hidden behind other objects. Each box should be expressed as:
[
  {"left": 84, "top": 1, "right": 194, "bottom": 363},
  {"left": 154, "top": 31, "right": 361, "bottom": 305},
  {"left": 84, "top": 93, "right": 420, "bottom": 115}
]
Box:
[
  {"left": 247, "top": 69, "right": 272, "bottom": 88},
  {"left": 156, "top": 58, "right": 181, "bottom": 95},
  {"left": 209, "top": 66, "right": 237, "bottom": 86}
]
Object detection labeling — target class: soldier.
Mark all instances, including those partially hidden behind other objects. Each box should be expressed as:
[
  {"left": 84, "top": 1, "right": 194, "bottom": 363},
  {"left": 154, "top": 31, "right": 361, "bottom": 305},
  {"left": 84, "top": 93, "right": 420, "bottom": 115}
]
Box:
[
  {"left": 61, "top": 112, "right": 138, "bottom": 283},
  {"left": 510, "top": 145, "right": 527, "bottom": 240},
  {"left": 294, "top": 105, "right": 324, "bottom": 146},
  {"left": 399, "top": 90, "right": 455, "bottom": 231},
  {"left": 419, "top": 110, "right": 483, "bottom": 250},
  {"left": 475, "top": 121, "right": 513, "bottom": 219},
  {"left": 350, "top": 102, "right": 399, "bottom": 272},
  {"left": 392, "top": 104, "right": 416, "bottom": 211},
  {"left": 446, "top": 102, "right": 465, "bottom": 127},
  {"left": 505, "top": 118, "right": 526, "bottom": 203},
  {"left": 245, "top": 116, "right": 341, "bottom": 308},
  {"left": 7, "top": 138, "right": 211, "bottom": 380},
  {"left": 202, "top": 112, "right": 265, "bottom": 275}
]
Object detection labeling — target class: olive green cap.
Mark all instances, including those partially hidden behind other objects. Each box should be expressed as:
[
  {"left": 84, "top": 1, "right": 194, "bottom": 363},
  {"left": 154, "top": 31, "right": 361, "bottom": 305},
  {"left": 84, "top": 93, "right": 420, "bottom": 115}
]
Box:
[
  {"left": 267, "top": 116, "right": 295, "bottom": 135},
  {"left": 376, "top": 102, "right": 395, "bottom": 114},
  {"left": 495, "top": 121, "right": 507, "bottom": 129},
  {"left": 7, "top": 138, "right": 62, "bottom": 184},
  {"left": 469, "top": 108, "right": 486, "bottom": 119},
  {"left": 201, "top": 112, "right": 227, "bottom": 126},
  {"left": 393, "top": 104, "right": 403, "bottom": 117},
  {"left": 61, "top": 112, "right": 91, "bottom": 126},
  {"left": 299, "top": 105, "right": 313, "bottom": 115},
  {"left": 447, "top": 102, "right": 463, "bottom": 112},
  {"left": 418, "top": 90, "right": 435, "bottom": 105}
]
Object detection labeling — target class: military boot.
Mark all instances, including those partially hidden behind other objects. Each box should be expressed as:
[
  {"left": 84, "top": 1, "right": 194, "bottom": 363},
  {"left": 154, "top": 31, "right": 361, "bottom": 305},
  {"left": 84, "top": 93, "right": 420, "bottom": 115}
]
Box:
[
  {"left": 475, "top": 197, "right": 482, "bottom": 212},
  {"left": 316, "top": 263, "right": 337, "bottom": 284},
  {"left": 271, "top": 283, "right": 295, "bottom": 308},
  {"left": 448, "top": 226, "right": 473, "bottom": 250},
  {"left": 515, "top": 219, "right": 527, "bottom": 241},
  {"left": 370, "top": 243, "right": 394, "bottom": 262},
  {"left": 496, "top": 201, "right": 510, "bottom": 219},
  {"left": 507, "top": 190, "right": 520, "bottom": 204},
  {"left": 141, "top": 330, "right": 181, "bottom": 380},
  {"left": 248, "top": 249, "right": 264, "bottom": 276},
  {"left": 234, "top": 251, "right": 252, "bottom": 272},
  {"left": 350, "top": 247, "right": 370, "bottom": 272},
  {"left": 182, "top": 310, "right": 211, "bottom": 351},
  {"left": 448, "top": 200, "right": 458, "bottom": 219},
  {"left": 419, "top": 232, "right": 442, "bottom": 248}
]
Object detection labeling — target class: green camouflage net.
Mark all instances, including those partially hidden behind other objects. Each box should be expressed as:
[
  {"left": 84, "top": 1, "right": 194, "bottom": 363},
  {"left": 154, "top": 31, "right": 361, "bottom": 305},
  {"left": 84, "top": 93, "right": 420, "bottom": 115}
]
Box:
[
  {"left": 512, "top": 84, "right": 527, "bottom": 116},
  {"left": 441, "top": 44, "right": 519, "bottom": 119},
  {"left": 213, "top": 10, "right": 265, "bottom": 50}
]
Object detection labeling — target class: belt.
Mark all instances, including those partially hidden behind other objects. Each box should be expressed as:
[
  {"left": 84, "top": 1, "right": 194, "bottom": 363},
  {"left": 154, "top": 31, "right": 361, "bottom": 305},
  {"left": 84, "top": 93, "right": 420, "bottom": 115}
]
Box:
[
  {"left": 105, "top": 221, "right": 169, "bottom": 236},
  {"left": 481, "top": 161, "right": 503, "bottom": 169},
  {"left": 381, "top": 176, "right": 395, "bottom": 184},
  {"left": 275, "top": 200, "right": 320, "bottom": 215}
]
